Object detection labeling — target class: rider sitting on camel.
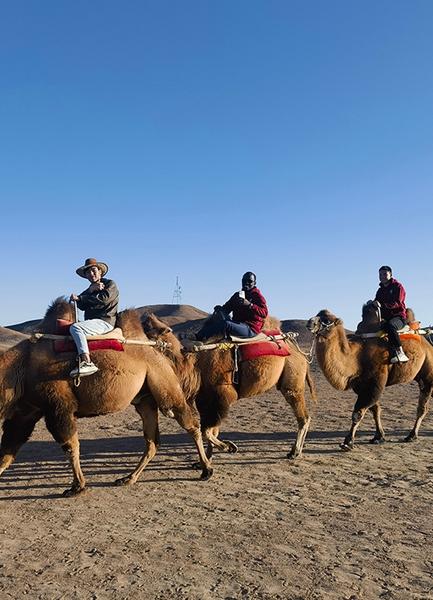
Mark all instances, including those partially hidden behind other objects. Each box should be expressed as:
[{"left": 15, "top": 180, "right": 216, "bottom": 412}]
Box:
[
  {"left": 69, "top": 258, "right": 119, "bottom": 377},
  {"left": 184, "top": 272, "right": 268, "bottom": 348},
  {"left": 373, "top": 265, "right": 409, "bottom": 364}
]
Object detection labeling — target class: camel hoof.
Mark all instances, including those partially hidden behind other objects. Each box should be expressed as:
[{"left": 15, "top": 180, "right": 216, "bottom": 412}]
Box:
[
  {"left": 340, "top": 441, "right": 354, "bottom": 452},
  {"left": 403, "top": 433, "right": 417, "bottom": 443},
  {"left": 226, "top": 441, "right": 238, "bottom": 454},
  {"left": 287, "top": 450, "right": 300, "bottom": 460},
  {"left": 114, "top": 476, "right": 135, "bottom": 486},
  {"left": 62, "top": 485, "right": 87, "bottom": 498},
  {"left": 200, "top": 467, "right": 213, "bottom": 481},
  {"left": 369, "top": 437, "right": 386, "bottom": 445}
]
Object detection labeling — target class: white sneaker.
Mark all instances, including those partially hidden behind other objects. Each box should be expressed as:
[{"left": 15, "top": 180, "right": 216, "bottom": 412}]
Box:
[
  {"left": 70, "top": 361, "right": 99, "bottom": 377},
  {"left": 390, "top": 348, "right": 409, "bottom": 364}
]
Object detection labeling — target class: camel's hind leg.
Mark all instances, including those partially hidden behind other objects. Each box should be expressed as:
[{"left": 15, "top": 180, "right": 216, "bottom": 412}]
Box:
[
  {"left": 0, "top": 402, "right": 42, "bottom": 476},
  {"left": 369, "top": 403, "right": 386, "bottom": 444},
  {"left": 404, "top": 381, "right": 433, "bottom": 442},
  {"left": 115, "top": 396, "right": 160, "bottom": 486}
]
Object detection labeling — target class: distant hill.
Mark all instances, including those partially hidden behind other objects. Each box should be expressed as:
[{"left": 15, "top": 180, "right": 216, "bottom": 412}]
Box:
[
  {"left": 6, "top": 319, "right": 41, "bottom": 334},
  {"left": 136, "top": 304, "right": 209, "bottom": 327},
  {"left": 0, "top": 326, "right": 28, "bottom": 352}
]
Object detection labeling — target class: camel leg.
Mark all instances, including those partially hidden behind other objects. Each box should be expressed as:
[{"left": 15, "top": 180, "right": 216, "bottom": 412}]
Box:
[
  {"left": 115, "top": 397, "right": 160, "bottom": 486},
  {"left": 281, "top": 388, "right": 311, "bottom": 460},
  {"left": 0, "top": 403, "right": 42, "bottom": 476},
  {"left": 44, "top": 398, "right": 86, "bottom": 497},
  {"left": 341, "top": 384, "right": 384, "bottom": 451},
  {"left": 369, "top": 403, "right": 386, "bottom": 444},
  {"left": 204, "top": 426, "right": 238, "bottom": 457},
  {"left": 404, "top": 382, "right": 433, "bottom": 442},
  {"left": 172, "top": 403, "right": 213, "bottom": 480}
]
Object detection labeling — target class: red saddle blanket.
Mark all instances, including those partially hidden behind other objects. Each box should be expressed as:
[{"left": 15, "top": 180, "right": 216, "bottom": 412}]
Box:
[
  {"left": 239, "top": 329, "right": 290, "bottom": 361},
  {"left": 53, "top": 319, "right": 124, "bottom": 353}
]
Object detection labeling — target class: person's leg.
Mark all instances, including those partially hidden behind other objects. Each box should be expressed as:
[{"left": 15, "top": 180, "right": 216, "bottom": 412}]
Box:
[
  {"left": 383, "top": 317, "right": 408, "bottom": 362},
  {"left": 69, "top": 320, "right": 114, "bottom": 375},
  {"left": 383, "top": 317, "right": 405, "bottom": 350},
  {"left": 225, "top": 321, "right": 255, "bottom": 338},
  {"left": 196, "top": 310, "right": 229, "bottom": 341}
]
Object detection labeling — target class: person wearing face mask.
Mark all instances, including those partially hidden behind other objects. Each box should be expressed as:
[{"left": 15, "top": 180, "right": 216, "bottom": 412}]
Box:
[
  {"left": 372, "top": 265, "right": 409, "bottom": 364},
  {"left": 191, "top": 271, "right": 268, "bottom": 344},
  {"left": 69, "top": 257, "right": 119, "bottom": 377}
]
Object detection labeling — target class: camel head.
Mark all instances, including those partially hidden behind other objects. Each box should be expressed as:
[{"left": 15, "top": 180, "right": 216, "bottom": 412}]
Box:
[
  {"left": 306, "top": 310, "right": 342, "bottom": 337},
  {"left": 38, "top": 297, "right": 75, "bottom": 334},
  {"left": 141, "top": 313, "right": 173, "bottom": 337}
]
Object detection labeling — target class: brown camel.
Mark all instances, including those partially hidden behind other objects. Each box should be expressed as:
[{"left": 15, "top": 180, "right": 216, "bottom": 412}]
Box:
[
  {"left": 143, "top": 313, "right": 316, "bottom": 461},
  {"left": 307, "top": 309, "right": 433, "bottom": 450},
  {"left": 0, "top": 299, "right": 213, "bottom": 496}
]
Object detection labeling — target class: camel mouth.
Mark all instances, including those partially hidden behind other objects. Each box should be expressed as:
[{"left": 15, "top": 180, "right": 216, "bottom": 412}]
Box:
[{"left": 306, "top": 317, "right": 320, "bottom": 334}]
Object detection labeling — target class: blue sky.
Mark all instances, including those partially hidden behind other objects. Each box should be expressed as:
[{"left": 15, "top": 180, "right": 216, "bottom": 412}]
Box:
[{"left": 1, "top": 1, "right": 432, "bottom": 329}]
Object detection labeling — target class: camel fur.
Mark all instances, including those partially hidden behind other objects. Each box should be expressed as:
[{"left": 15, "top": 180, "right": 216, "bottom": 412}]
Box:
[
  {"left": 0, "top": 299, "right": 213, "bottom": 496},
  {"left": 307, "top": 309, "right": 433, "bottom": 450},
  {"left": 143, "top": 313, "right": 316, "bottom": 461}
]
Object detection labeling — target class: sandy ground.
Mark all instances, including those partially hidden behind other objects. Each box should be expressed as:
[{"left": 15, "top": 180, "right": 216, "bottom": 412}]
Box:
[{"left": 1, "top": 365, "right": 433, "bottom": 600}]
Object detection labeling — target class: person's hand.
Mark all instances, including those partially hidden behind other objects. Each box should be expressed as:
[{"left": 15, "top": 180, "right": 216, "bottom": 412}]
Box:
[
  {"left": 239, "top": 298, "right": 251, "bottom": 307},
  {"left": 70, "top": 294, "right": 79, "bottom": 302},
  {"left": 89, "top": 282, "right": 105, "bottom": 292}
]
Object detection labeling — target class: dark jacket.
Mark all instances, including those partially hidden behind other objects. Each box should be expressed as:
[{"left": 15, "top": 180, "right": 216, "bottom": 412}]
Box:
[
  {"left": 375, "top": 278, "right": 407, "bottom": 321},
  {"left": 77, "top": 278, "right": 119, "bottom": 325},
  {"left": 221, "top": 287, "right": 268, "bottom": 334}
]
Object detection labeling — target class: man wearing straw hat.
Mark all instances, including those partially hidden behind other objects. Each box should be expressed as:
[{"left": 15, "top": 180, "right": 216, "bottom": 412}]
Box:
[{"left": 69, "top": 258, "right": 119, "bottom": 377}]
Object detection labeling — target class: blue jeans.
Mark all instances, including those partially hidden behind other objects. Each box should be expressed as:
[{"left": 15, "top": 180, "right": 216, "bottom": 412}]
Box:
[
  {"left": 69, "top": 319, "right": 114, "bottom": 356},
  {"left": 196, "top": 311, "right": 255, "bottom": 341}
]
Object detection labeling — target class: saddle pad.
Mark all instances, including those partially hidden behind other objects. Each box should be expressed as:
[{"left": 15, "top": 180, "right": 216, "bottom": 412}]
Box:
[
  {"left": 240, "top": 339, "right": 290, "bottom": 361},
  {"left": 400, "top": 333, "right": 421, "bottom": 341},
  {"left": 54, "top": 339, "right": 124, "bottom": 353}
]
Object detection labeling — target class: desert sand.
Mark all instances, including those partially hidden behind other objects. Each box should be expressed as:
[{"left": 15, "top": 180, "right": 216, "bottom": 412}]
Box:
[{"left": 1, "top": 360, "right": 432, "bottom": 599}]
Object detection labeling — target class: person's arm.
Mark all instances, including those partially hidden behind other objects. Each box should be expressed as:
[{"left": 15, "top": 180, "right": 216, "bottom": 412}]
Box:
[
  {"left": 248, "top": 289, "right": 268, "bottom": 318},
  {"left": 77, "top": 280, "right": 119, "bottom": 310}
]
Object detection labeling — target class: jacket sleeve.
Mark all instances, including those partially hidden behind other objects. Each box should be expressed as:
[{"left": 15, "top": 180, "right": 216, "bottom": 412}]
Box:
[
  {"left": 221, "top": 293, "right": 239, "bottom": 315},
  {"left": 77, "top": 280, "right": 119, "bottom": 311},
  {"left": 249, "top": 289, "right": 268, "bottom": 319}
]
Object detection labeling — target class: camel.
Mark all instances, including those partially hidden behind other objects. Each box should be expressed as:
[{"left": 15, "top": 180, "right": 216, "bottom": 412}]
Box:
[
  {"left": 143, "top": 313, "right": 316, "bottom": 462},
  {"left": 0, "top": 299, "right": 213, "bottom": 496},
  {"left": 307, "top": 308, "right": 433, "bottom": 450}
]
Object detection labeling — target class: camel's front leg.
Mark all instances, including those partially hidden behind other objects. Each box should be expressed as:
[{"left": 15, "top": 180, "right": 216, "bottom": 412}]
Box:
[
  {"left": 369, "top": 403, "right": 386, "bottom": 444},
  {"left": 405, "top": 381, "right": 433, "bottom": 442},
  {"left": 204, "top": 426, "right": 238, "bottom": 457},
  {"left": 341, "top": 384, "right": 384, "bottom": 451},
  {"left": 60, "top": 432, "right": 86, "bottom": 497},
  {"left": 115, "top": 397, "right": 159, "bottom": 486}
]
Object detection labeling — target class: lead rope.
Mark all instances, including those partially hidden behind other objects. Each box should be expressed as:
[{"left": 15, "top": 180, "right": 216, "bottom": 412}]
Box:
[
  {"left": 71, "top": 300, "right": 81, "bottom": 387},
  {"left": 290, "top": 334, "right": 317, "bottom": 365}
]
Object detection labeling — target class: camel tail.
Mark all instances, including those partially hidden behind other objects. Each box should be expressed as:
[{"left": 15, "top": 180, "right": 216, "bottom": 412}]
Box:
[
  {"left": 306, "top": 369, "right": 317, "bottom": 403},
  {"left": 0, "top": 342, "right": 27, "bottom": 420}
]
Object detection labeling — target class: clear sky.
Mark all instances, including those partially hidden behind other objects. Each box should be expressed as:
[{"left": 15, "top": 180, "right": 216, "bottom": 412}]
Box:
[{"left": 1, "top": 1, "right": 432, "bottom": 329}]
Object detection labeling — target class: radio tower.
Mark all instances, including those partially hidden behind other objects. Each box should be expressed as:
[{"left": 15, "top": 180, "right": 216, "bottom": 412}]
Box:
[{"left": 172, "top": 276, "right": 182, "bottom": 305}]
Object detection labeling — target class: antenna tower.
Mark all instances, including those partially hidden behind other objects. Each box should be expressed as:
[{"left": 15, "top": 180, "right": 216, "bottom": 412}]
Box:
[{"left": 172, "top": 276, "right": 182, "bottom": 304}]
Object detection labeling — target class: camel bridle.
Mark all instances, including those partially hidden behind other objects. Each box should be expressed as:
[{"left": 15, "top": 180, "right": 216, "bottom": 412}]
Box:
[{"left": 308, "top": 316, "right": 337, "bottom": 337}]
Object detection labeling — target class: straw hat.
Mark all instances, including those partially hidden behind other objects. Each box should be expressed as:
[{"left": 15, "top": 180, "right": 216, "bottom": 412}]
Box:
[{"left": 76, "top": 257, "right": 109, "bottom": 278}]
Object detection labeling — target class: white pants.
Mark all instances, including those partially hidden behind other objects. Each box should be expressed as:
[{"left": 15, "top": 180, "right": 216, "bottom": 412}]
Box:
[{"left": 69, "top": 319, "right": 114, "bottom": 356}]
